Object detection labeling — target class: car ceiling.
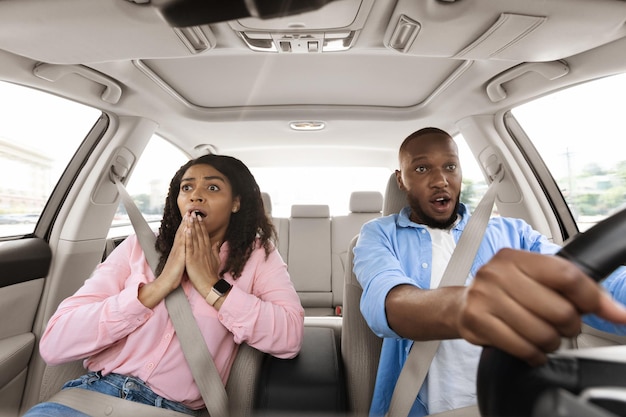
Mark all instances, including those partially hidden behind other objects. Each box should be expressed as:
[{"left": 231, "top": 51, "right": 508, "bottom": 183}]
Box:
[{"left": 0, "top": 0, "right": 625, "bottom": 169}]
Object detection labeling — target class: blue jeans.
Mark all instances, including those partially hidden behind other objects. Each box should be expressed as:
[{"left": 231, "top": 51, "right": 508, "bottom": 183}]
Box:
[{"left": 22, "top": 372, "right": 200, "bottom": 417}]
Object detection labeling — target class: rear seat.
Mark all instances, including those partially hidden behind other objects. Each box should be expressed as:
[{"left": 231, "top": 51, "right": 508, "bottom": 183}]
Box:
[
  {"left": 330, "top": 191, "right": 383, "bottom": 314},
  {"left": 288, "top": 204, "right": 333, "bottom": 316},
  {"left": 264, "top": 192, "right": 382, "bottom": 317},
  {"left": 262, "top": 192, "right": 289, "bottom": 262}
]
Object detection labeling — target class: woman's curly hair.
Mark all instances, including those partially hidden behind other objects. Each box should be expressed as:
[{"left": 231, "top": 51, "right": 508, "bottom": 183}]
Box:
[{"left": 154, "top": 154, "right": 276, "bottom": 279}]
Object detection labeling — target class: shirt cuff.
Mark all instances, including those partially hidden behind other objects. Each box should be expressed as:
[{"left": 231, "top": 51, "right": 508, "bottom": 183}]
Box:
[{"left": 117, "top": 280, "right": 154, "bottom": 325}]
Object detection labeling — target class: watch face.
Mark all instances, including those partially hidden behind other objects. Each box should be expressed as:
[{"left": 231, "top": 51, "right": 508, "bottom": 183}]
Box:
[{"left": 213, "top": 279, "right": 232, "bottom": 295}]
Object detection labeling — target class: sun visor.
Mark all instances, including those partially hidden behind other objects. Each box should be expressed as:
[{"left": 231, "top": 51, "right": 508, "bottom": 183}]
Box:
[
  {"left": 384, "top": 0, "right": 626, "bottom": 62},
  {"left": 454, "top": 13, "right": 546, "bottom": 61},
  {"left": 0, "top": 0, "right": 216, "bottom": 64}
]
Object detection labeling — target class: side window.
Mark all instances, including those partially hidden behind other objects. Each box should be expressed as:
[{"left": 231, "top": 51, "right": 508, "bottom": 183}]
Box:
[
  {"left": 0, "top": 81, "right": 100, "bottom": 238},
  {"left": 109, "top": 135, "right": 188, "bottom": 237},
  {"left": 512, "top": 73, "right": 626, "bottom": 231}
]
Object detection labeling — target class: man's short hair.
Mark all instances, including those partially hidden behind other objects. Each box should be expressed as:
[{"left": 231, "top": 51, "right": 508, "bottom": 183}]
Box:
[{"left": 399, "top": 127, "right": 452, "bottom": 154}]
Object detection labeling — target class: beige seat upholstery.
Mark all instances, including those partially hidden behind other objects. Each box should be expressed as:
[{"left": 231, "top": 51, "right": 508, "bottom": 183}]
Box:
[
  {"left": 261, "top": 191, "right": 272, "bottom": 216},
  {"left": 288, "top": 204, "right": 333, "bottom": 316},
  {"left": 261, "top": 192, "right": 289, "bottom": 262},
  {"left": 331, "top": 191, "right": 383, "bottom": 314},
  {"left": 341, "top": 174, "right": 405, "bottom": 416}
]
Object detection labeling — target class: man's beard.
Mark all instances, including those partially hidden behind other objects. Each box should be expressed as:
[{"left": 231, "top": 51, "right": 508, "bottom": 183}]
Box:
[{"left": 408, "top": 194, "right": 460, "bottom": 230}]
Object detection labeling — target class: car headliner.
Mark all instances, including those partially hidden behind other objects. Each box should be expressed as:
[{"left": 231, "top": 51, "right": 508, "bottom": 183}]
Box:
[{"left": 0, "top": 0, "right": 625, "bottom": 169}]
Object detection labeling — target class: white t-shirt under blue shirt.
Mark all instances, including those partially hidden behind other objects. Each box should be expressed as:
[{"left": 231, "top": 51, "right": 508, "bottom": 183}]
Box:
[{"left": 424, "top": 222, "right": 482, "bottom": 415}]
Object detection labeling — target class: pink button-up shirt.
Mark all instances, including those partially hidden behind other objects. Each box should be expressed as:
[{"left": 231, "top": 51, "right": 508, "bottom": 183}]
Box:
[{"left": 39, "top": 235, "right": 304, "bottom": 409}]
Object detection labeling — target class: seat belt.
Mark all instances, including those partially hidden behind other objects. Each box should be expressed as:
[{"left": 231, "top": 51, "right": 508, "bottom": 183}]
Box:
[
  {"left": 112, "top": 170, "right": 229, "bottom": 417},
  {"left": 50, "top": 168, "right": 227, "bottom": 417},
  {"left": 48, "top": 388, "right": 198, "bottom": 417},
  {"left": 386, "top": 166, "right": 504, "bottom": 417}
]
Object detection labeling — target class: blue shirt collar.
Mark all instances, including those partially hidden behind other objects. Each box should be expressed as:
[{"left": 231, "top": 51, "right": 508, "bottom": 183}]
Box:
[{"left": 397, "top": 203, "right": 471, "bottom": 231}]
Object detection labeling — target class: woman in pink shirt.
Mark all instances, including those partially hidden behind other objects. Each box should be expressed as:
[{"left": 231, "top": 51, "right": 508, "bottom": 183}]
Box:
[{"left": 24, "top": 154, "right": 305, "bottom": 416}]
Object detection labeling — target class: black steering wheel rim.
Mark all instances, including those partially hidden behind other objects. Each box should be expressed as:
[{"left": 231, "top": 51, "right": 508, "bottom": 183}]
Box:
[{"left": 476, "top": 207, "right": 626, "bottom": 417}]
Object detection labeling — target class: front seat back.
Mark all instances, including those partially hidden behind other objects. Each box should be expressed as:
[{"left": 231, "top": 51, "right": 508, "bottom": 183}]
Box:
[{"left": 341, "top": 173, "right": 406, "bottom": 416}]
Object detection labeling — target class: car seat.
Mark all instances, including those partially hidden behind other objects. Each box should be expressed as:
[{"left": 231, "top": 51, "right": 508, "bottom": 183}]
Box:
[{"left": 341, "top": 173, "right": 404, "bottom": 415}]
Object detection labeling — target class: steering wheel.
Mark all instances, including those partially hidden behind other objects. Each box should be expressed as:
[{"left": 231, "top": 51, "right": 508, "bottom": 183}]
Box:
[{"left": 476, "top": 207, "right": 626, "bottom": 417}]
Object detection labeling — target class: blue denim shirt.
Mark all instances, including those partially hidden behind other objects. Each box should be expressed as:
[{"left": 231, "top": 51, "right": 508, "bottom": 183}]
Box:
[{"left": 353, "top": 204, "right": 626, "bottom": 417}]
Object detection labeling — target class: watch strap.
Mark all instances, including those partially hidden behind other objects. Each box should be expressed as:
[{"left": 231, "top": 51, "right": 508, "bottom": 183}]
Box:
[{"left": 205, "top": 288, "right": 221, "bottom": 306}]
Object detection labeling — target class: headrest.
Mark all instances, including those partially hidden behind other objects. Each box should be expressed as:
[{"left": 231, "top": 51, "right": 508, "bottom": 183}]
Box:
[
  {"left": 349, "top": 191, "right": 383, "bottom": 213},
  {"left": 261, "top": 192, "right": 272, "bottom": 215},
  {"left": 383, "top": 172, "right": 407, "bottom": 216},
  {"left": 291, "top": 204, "right": 330, "bottom": 218}
]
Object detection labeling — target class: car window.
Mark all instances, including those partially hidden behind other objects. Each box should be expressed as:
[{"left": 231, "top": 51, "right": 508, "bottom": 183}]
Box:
[
  {"left": 251, "top": 137, "right": 486, "bottom": 217},
  {"left": 251, "top": 166, "right": 391, "bottom": 217},
  {"left": 0, "top": 81, "right": 100, "bottom": 238},
  {"left": 109, "top": 135, "right": 188, "bottom": 236},
  {"left": 512, "top": 73, "right": 626, "bottom": 231}
]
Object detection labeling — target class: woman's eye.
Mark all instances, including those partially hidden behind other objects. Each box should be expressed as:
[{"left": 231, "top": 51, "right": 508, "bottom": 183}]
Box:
[
  {"left": 181, "top": 184, "right": 192, "bottom": 191},
  {"left": 208, "top": 184, "right": 220, "bottom": 191}
]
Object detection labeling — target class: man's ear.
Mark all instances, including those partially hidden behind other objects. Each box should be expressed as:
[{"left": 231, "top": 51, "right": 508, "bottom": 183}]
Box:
[{"left": 395, "top": 170, "right": 406, "bottom": 191}]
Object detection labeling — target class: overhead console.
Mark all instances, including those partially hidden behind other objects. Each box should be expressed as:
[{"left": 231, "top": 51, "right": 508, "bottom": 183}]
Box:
[{"left": 228, "top": 0, "right": 374, "bottom": 53}]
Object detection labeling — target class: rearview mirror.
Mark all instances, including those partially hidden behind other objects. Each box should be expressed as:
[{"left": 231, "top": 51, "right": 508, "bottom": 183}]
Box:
[{"left": 151, "top": 0, "right": 338, "bottom": 27}]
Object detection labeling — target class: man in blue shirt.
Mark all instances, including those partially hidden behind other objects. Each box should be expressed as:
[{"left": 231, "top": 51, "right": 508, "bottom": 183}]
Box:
[{"left": 353, "top": 127, "right": 626, "bottom": 416}]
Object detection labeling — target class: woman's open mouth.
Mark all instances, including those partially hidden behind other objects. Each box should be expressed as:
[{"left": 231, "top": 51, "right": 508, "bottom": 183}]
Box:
[{"left": 191, "top": 210, "right": 206, "bottom": 219}]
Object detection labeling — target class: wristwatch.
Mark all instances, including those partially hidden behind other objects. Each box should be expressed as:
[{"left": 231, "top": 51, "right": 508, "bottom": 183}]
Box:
[{"left": 205, "top": 278, "right": 232, "bottom": 306}]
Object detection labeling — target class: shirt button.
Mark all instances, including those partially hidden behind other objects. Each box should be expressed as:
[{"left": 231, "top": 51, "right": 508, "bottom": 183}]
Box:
[
  {"left": 421, "top": 263, "right": 428, "bottom": 268},
  {"left": 420, "top": 229, "right": 426, "bottom": 234},
  {"left": 164, "top": 333, "right": 171, "bottom": 340},
  {"left": 147, "top": 362, "right": 154, "bottom": 369}
]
